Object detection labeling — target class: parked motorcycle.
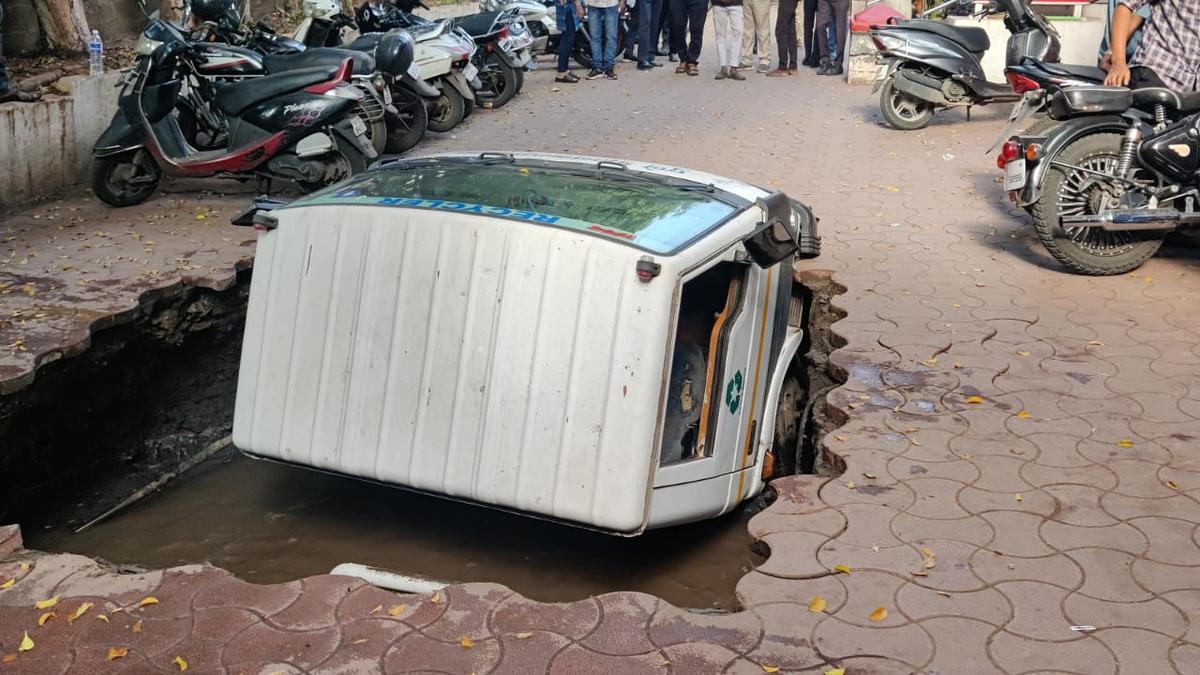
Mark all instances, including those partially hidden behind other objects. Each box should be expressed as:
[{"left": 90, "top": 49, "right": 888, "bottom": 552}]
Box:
[
  {"left": 999, "top": 86, "right": 1200, "bottom": 274},
  {"left": 870, "top": 0, "right": 1059, "bottom": 130},
  {"left": 482, "top": 0, "right": 626, "bottom": 71},
  {"left": 91, "top": 19, "right": 374, "bottom": 206}
]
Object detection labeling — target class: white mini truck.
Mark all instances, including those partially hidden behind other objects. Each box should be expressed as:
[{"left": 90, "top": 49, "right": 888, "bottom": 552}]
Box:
[{"left": 231, "top": 152, "right": 821, "bottom": 534}]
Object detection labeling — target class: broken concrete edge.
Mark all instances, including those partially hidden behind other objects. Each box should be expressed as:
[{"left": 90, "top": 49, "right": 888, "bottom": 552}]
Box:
[
  {"left": 0, "top": 525, "right": 21, "bottom": 560},
  {"left": 0, "top": 254, "right": 254, "bottom": 396}
]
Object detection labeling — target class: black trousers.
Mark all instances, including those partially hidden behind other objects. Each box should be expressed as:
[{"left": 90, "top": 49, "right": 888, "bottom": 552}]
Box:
[
  {"left": 775, "top": 0, "right": 798, "bottom": 70},
  {"left": 656, "top": 0, "right": 671, "bottom": 49},
  {"left": 802, "top": 0, "right": 818, "bottom": 64},
  {"left": 816, "top": 0, "right": 848, "bottom": 63},
  {"left": 0, "top": 2, "right": 9, "bottom": 93},
  {"left": 669, "top": 0, "right": 708, "bottom": 64}
]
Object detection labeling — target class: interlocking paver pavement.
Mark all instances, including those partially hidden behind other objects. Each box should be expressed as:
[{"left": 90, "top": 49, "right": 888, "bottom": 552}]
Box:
[{"left": 3, "top": 46, "right": 1200, "bottom": 673}]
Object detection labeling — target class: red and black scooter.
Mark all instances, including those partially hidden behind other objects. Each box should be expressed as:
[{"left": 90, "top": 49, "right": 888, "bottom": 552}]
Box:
[{"left": 90, "top": 19, "right": 376, "bottom": 207}]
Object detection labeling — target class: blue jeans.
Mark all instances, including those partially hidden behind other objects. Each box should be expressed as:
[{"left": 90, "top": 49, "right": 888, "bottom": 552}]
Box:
[
  {"left": 557, "top": 3, "right": 578, "bottom": 72},
  {"left": 588, "top": 5, "right": 619, "bottom": 72},
  {"left": 636, "top": 0, "right": 658, "bottom": 65}
]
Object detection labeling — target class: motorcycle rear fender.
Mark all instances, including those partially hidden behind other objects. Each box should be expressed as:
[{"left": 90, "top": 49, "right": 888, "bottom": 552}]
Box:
[
  {"left": 330, "top": 118, "right": 378, "bottom": 159},
  {"left": 874, "top": 28, "right": 987, "bottom": 82},
  {"left": 1016, "top": 114, "right": 1128, "bottom": 206},
  {"left": 401, "top": 74, "right": 441, "bottom": 98},
  {"left": 93, "top": 110, "right": 143, "bottom": 158},
  {"left": 444, "top": 71, "right": 475, "bottom": 99}
]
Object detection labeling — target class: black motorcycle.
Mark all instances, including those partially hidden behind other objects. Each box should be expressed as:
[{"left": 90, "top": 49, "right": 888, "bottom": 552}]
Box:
[
  {"left": 91, "top": 19, "right": 374, "bottom": 206},
  {"left": 1001, "top": 86, "right": 1200, "bottom": 274}
]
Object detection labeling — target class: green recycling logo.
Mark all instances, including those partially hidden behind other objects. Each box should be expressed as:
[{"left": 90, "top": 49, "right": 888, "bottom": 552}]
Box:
[{"left": 725, "top": 370, "right": 744, "bottom": 413}]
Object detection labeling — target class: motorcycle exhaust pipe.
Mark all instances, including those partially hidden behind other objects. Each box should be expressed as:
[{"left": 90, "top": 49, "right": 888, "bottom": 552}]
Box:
[{"left": 1062, "top": 208, "right": 1200, "bottom": 231}]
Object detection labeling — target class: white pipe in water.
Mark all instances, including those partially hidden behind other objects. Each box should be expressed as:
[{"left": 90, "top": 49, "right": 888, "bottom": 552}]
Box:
[{"left": 330, "top": 562, "right": 451, "bottom": 594}]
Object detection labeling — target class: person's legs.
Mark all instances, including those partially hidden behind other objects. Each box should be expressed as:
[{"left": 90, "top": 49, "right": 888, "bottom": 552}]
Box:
[
  {"left": 772, "top": 0, "right": 795, "bottom": 71},
  {"left": 602, "top": 5, "right": 619, "bottom": 72},
  {"left": 753, "top": 0, "right": 772, "bottom": 67},
  {"left": 669, "top": 0, "right": 688, "bottom": 66},
  {"left": 830, "top": 0, "right": 847, "bottom": 70},
  {"left": 557, "top": 6, "right": 578, "bottom": 74},
  {"left": 727, "top": 6, "right": 744, "bottom": 76},
  {"left": 738, "top": 0, "right": 756, "bottom": 68},
  {"left": 801, "top": 0, "right": 818, "bottom": 65},
  {"left": 713, "top": 6, "right": 730, "bottom": 70},
  {"left": 815, "top": 0, "right": 832, "bottom": 69},
  {"left": 685, "top": 0, "right": 707, "bottom": 65},
  {"left": 588, "top": 5, "right": 605, "bottom": 72},
  {"left": 637, "top": 0, "right": 657, "bottom": 64}
]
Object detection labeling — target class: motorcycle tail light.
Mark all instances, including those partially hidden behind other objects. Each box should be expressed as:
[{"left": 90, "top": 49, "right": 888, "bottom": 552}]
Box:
[
  {"left": 1025, "top": 143, "right": 1043, "bottom": 161},
  {"left": 1006, "top": 71, "right": 1040, "bottom": 94},
  {"left": 998, "top": 140, "right": 1020, "bottom": 169}
]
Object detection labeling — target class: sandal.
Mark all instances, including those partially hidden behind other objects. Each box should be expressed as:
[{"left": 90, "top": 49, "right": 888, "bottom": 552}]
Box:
[
  {"left": 686, "top": 63, "right": 699, "bottom": 76},
  {"left": 675, "top": 63, "right": 687, "bottom": 74},
  {"left": 555, "top": 72, "right": 580, "bottom": 83}
]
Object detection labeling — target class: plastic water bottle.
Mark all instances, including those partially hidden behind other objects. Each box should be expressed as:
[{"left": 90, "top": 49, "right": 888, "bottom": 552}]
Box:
[{"left": 88, "top": 31, "right": 104, "bottom": 76}]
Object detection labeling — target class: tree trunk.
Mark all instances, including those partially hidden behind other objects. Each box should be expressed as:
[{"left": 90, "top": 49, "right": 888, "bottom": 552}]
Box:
[{"left": 31, "top": 0, "right": 90, "bottom": 53}]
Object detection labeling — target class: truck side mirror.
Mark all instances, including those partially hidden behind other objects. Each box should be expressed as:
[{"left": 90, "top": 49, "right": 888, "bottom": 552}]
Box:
[
  {"left": 231, "top": 197, "right": 289, "bottom": 230},
  {"left": 743, "top": 192, "right": 798, "bottom": 267}
]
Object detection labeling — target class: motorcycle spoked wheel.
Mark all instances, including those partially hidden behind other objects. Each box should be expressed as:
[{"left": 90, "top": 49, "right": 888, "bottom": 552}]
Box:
[
  {"left": 91, "top": 150, "right": 163, "bottom": 207},
  {"left": 356, "top": 101, "right": 389, "bottom": 155},
  {"left": 474, "top": 52, "right": 519, "bottom": 109},
  {"left": 1030, "top": 132, "right": 1166, "bottom": 276},
  {"left": 296, "top": 134, "right": 370, "bottom": 193},
  {"left": 426, "top": 82, "right": 466, "bottom": 133},
  {"left": 879, "top": 75, "right": 935, "bottom": 131},
  {"left": 385, "top": 90, "right": 429, "bottom": 154}
]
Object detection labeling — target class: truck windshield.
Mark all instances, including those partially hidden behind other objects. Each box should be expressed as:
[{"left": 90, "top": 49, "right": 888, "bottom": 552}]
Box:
[{"left": 293, "top": 161, "right": 740, "bottom": 254}]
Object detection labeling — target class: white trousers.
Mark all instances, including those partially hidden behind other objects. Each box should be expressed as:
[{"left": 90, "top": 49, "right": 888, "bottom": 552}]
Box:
[{"left": 711, "top": 6, "right": 744, "bottom": 68}]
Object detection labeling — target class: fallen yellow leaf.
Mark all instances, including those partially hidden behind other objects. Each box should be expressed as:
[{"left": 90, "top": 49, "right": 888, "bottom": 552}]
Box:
[
  {"left": 923, "top": 358, "right": 938, "bottom": 365},
  {"left": 173, "top": 655, "right": 189, "bottom": 671},
  {"left": 0, "top": 579, "right": 14, "bottom": 590},
  {"left": 1017, "top": 411, "right": 1031, "bottom": 419},
  {"left": 845, "top": 481, "right": 856, "bottom": 490},
  {"left": 1015, "top": 494, "right": 1023, "bottom": 502},
  {"left": 96, "top": 615, "right": 109, "bottom": 623},
  {"left": 137, "top": 597, "right": 159, "bottom": 608},
  {"left": 34, "top": 597, "right": 59, "bottom": 610},
  {"left": 832, "top": 564, "right": 852, "bottom": 575},
  {"left": 18, "top": 564, "right": 29, "bottom": 572},
  {"left": 352, "top": 638, "right": 369, "bottom": 645},
  {"left": 761, "top": 665, "right": 781, "bottom": 673},
  {"left": 883, "top": 185, "right": 900, "bottom": 192},
  {"left": 911, "top": 570, "right": 929, "bottom": 577},
  {"left": 132, "top": 620, "right": 143, "bottom": 633},
  {"left": 430, "top": 592, "right": 443, "bottom": 605},
  {"left": 1117, "top": 440, "right": 1135, "bottom": 448},
  {"left": 965, "top": 396, "right": 983, "bottom": 404},
  {"left": 2, "top": 654, "right": 16, "bottom": 663},
  {"left": 460, "top": 637, "right": 474, "bottom": 648},
  {"left": 69, "top": 602, "right": 94, "bottom": 623},
  {"left": 514, "top": 632, "right": 534, "bottom": 639},
  {"left": 834, "top": 435, "right": 848, "bottom": 442},
  {"left": 808, "top": 596, "right": 827, "bottom": 613},
  {"left": 107, "top": 647, "right": 129, "bottom": 661},
  {"left": 387, "top": 604, "right": 407, "bottom": 617},
  {"left": 1087, "top": 340, "right": 1104, "bottom": 346},
  {"left": 38, "top": 612, "right": 55, "bottom": 626},
  {"left": 1017, "top": 351, "right": 1030, "bottom": 357},
  {"left": 869, "top": 607, "right": 888, "bottom": 622},
  {"left": 369, "top": 604, "right": 383, "bottom": 615},
  {"left": 1166, "top": 481, "right": 1182, "bottom": 490},
  {"left": 18, "top": 632, "right": 33, "bottom": 652},
  {"left": 864, "top": 472, "right": 877, "bottom": 479},
  {"left": 953, "top": 362, "right": 963, "bottom": 369},
  {"left": 825, "top": 669, "right": 846, "bottom": 675}
]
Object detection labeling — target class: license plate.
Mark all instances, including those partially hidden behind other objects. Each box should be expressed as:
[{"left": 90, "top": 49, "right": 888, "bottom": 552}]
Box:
[
  {"left": 874, "top": 64, "right": 888, "bottom": 81},
  {"left": 350, "top": 115, "right": 368, "bottom": 136},
  {"left": 463, "top": 62, "right": 479, "bottom": 81},
  {"left": 382, "top": 86, "right": 393, "bottom": 105},
  {"left": 1004, "top": 157, "right": 1027, "bottom": 191},
  {"left": 988, "top": 93, "right": 1040, "bottom": 154},
  {"left": 407, "top": 62, "right": 421, "bottom": 79}
]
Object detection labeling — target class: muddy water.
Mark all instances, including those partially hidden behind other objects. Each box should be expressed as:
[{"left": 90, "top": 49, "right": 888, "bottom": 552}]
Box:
[{"left": 28, "top": 453, "right": 762, "bottom": 610}]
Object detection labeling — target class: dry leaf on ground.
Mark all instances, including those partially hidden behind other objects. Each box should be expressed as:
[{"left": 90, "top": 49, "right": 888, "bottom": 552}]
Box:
[
  {"left": 69, "top": 602, "right": 94, "bottom": 622},
  {"left": 18, "top": 632, "right": 33, "bottom": 652},
  {"left": 869, "top": 607, "right": 888, "bottom": 622},
  {"left": 37, "top": 612, "right": 55, "bottom": 626},
  {"left": 832, "top": 564, "right": 851, "bottom": 574},
  {"left": 387, "top": 604, "right": 407, "bottom": 617},
  {"left": 107, "top": 647, "right": 128, "bottom": 661},
  {"left": 137, "top": 597, "right": 159, "bottom": 608},
  {"left": 34, "top": 597, "right": 58, "bottom": 610},
  {"left": 460, "top": 637, "right": 474, "bottom": 648},
  {"left": 808, "top": 596, "right": 827, "bottom": 613},
  {"left": 173, "top": 655, "right": 189, "bottom": 671},
  {"left": 965, "top": 396, "right": 983, "bottom": 404}
]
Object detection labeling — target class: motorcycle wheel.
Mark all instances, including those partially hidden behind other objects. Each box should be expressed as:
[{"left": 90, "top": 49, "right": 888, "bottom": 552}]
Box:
[
  {"left": 90, "top": 150, "right": 162, "bottom": 207},
  {"left": 475, "top": 52, "right": 519, "bottom": 109},
  {"left": 1030, "top": 132, "right": 1165, "bottom": 276},
  {"left": 426, "top": 83, "right": 466, "bottom": 133},
  {"left": 385, "top": 93, "right": 429, "bottom": 154},
  {"left": 572, "top": 37, "right": 593, "bottom": 70},
  {"left": 356, "top": 101, "right": 389, "bottom": 155},
  {"left": 879, "top": 77, "right": 935, "bottom": 131},
  {"left": 514, "top": 66, "right": 525, "bottom": 93},
  {"left": 296, "top": 134, "right": 369, "bottom": 193}
]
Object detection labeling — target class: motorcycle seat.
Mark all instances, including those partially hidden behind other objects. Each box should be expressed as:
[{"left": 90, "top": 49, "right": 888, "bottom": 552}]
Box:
[
  {"left": 263, "top": 48, "right": 376, "bottom": 76},
  {"left": 900, "top": 19, "right": 990, "bottom": 54},
  {"left": 1034, "top": 60, "right": 1105, "bottom": 82},
  {"left": 214, "top": 65, "right": 339, "bottom": 115},
  {"left": 1132, "top": 87, "right": 1200, "bottom": 113},
  {"left": 454, "top": 11, "right": 501, "bottom": 36}
]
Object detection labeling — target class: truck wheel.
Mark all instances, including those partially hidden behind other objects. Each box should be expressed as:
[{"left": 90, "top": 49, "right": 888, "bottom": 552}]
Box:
[
  {"left": 879, "top": 76, "right": 934, "bottom": 131},
  {"left": 91, "top": 151, "right": 162, "bottom": 207},
  {"left": 1030, "top": 132, "right": 1165, "bottom": 275}
]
